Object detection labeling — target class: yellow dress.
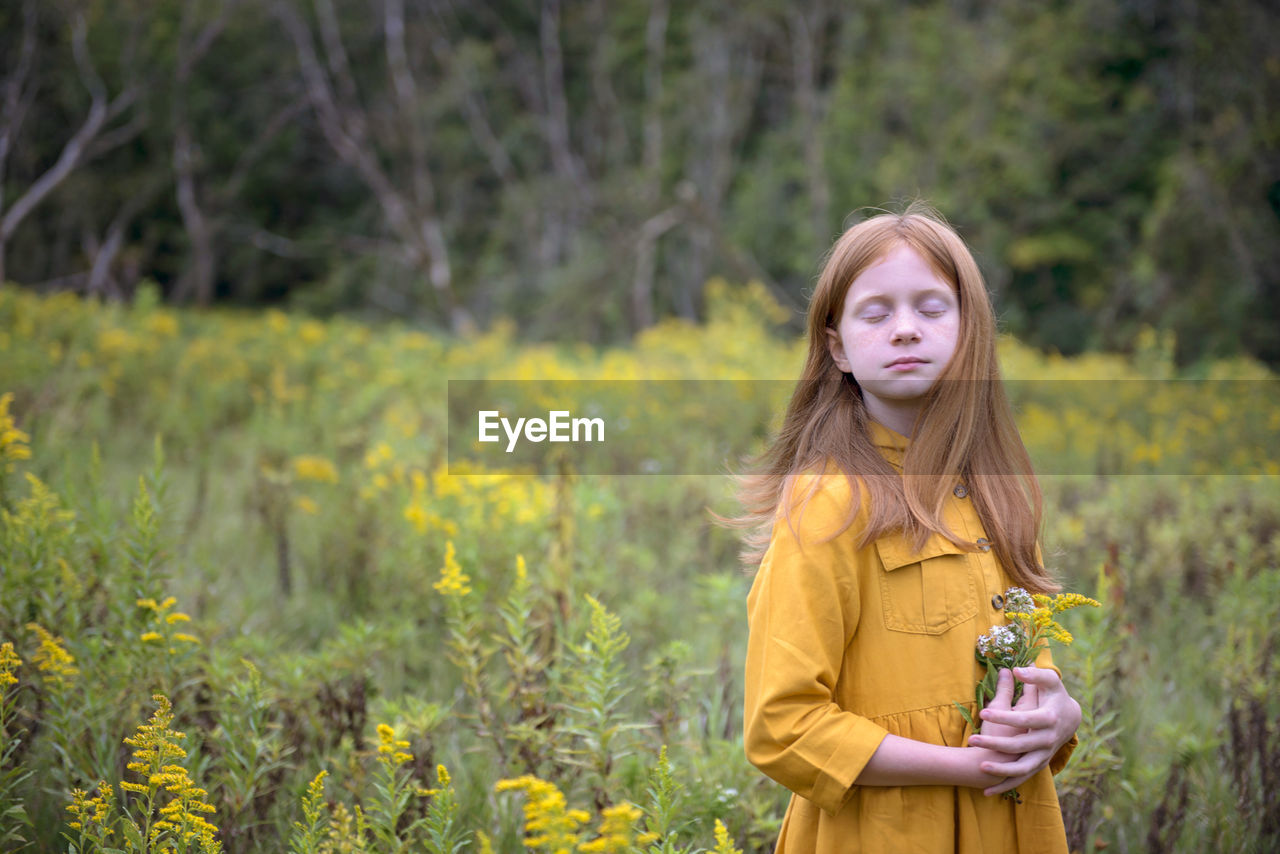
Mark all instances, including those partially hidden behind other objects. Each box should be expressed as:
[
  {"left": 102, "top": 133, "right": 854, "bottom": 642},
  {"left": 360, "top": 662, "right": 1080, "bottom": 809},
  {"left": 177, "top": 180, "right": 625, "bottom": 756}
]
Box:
[{"left": 744, "top": 421, "right": 1075, "bottom": 853}]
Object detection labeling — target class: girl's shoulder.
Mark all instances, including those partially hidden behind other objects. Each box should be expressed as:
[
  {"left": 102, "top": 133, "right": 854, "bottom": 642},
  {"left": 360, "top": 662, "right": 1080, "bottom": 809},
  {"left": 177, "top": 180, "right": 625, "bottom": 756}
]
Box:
[{"left": 779, "top": 462, "right": 872, "bottom": 544}]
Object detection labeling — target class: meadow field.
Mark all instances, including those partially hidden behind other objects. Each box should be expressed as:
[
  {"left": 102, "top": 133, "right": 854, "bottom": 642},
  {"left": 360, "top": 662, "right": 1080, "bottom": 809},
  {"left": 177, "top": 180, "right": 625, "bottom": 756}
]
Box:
[{"left": 1, "top": 283, "right": 1277, "bottom": 853}]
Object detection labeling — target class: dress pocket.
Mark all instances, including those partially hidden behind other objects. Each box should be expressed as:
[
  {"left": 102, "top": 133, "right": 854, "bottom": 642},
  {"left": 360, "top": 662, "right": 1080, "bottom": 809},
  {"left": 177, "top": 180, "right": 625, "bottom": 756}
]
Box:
[{"left": 875, "top": 533, "right": 978, "bottom": 635}]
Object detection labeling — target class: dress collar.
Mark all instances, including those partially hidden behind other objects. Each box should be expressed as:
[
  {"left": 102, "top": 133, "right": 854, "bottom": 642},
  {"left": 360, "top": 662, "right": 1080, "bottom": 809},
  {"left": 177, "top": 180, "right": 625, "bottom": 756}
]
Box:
[{"left": 866, "top": 419, "right": 909, "bottom": 468}]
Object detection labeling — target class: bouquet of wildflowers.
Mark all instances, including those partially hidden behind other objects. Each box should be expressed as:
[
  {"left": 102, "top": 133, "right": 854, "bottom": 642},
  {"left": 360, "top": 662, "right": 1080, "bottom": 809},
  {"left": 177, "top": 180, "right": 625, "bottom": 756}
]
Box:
[{"left": 957, "top": 587, "right": 1100, "bottom": 734}]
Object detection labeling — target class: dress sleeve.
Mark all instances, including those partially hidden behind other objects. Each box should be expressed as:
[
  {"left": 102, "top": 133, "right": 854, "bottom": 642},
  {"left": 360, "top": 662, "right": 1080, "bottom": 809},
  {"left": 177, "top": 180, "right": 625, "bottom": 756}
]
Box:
[
  {"left": 1032, "top": 643, "right": 1078, "bottom": 774},
  {"left": 743, "top": 475, "right": 889, "bottom": 816}
]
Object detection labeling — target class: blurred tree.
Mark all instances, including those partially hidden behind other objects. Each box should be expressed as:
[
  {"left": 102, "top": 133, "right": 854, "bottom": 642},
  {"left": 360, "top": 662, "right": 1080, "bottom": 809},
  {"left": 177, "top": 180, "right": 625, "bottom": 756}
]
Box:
[{"left": 0, "top": 0, "right": 1275, "bottom": 365}]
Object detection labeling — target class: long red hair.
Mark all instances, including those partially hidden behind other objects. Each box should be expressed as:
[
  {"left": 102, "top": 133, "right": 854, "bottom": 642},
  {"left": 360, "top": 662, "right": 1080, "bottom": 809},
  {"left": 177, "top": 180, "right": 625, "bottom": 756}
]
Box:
[{"left": 731, "top": 203, "right": 1058, "bottom": 593}]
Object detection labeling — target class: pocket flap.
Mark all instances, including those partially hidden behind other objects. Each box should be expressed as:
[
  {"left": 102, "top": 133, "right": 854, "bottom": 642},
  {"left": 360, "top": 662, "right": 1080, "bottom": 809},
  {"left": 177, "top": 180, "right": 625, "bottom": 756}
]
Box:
[{"left": 875, "top": 531, "right": 968, "bottom": 571}]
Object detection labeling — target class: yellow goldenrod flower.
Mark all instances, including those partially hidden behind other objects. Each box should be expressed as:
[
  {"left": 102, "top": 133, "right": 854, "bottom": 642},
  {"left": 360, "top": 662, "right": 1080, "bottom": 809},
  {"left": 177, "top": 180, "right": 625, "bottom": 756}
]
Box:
[
  {"left": 295, "top": 495, "right": 320, "bottom": 515},
  {"left": 67, "top": 786, "right": 115, "bottom": 834},
  {"left": 404, "top": 502, "right": 429, "bottom": 533},
  {"left": 374, "top": 722, "right": 413, "bottom": 769},
  {"left": 1051, "top": 592, "right": 1102, "bottom": 613},
  {"left": 712, "top": 819, "right": 743, "bottom": 854},
  {"left": 433, "top": 541, "right": 472, "bottom": 597},
  {"left": 579, "top": 802, "right": 657, "bottom": 853},
  {"left": 293, "top": 455, "right": 339, "bottom": 483},
  {"left": 496, "top": 775, "right": 589, "bottom": 853},
  {"left": 301, "top": 769, "right": 328, "bottom": 822},
  {"left": 122, "top": 695, "right": 219, "bottom": 846},
  {"left": 0, "top": 641, "right": 21, "bottom": 689},
  {"left": 26, "top": 622, "right": 78, "bottom": 684},
  {"left": 0, "top": 392, "right": 32, "bottom": 472},
  {"left": 137, "top": 595, "right": 201, "bottom": 652},
  {"left": 365, "top": 442, "right": 395, "bottom": 469}
]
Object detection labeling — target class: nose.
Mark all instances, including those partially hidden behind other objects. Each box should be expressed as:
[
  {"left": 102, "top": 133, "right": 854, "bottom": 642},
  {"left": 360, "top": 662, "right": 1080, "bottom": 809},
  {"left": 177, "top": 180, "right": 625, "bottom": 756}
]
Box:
[{"left": 890, "top": 310, "right": 921, "bottom": 344}]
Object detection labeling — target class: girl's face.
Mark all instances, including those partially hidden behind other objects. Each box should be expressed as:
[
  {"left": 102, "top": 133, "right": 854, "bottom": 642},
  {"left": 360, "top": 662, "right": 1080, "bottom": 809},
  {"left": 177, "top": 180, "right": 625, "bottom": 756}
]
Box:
[{"left": 825, "top": 244, "right": 960, "bottom": 435}]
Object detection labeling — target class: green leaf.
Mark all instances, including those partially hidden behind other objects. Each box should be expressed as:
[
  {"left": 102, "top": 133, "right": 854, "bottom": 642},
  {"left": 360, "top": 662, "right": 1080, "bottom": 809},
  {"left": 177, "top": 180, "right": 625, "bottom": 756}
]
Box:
[{"left": 121, "top": 821, "right": 144, "bottom": 851}]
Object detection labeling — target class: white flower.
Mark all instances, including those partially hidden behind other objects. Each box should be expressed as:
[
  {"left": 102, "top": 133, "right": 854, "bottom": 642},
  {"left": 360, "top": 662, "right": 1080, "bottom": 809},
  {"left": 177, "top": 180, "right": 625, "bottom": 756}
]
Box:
[{"left": 1003, "top": 587, "right": 1034, "bottom": 614}]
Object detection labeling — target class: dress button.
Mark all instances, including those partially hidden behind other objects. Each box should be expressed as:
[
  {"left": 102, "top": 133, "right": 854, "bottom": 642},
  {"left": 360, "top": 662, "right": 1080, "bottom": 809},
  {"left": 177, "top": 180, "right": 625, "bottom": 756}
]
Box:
[
  {"left": 992, "top": 594, "right": 1005, "bottom": 610},
  {"left": 977, "top": 537, "right": 991, "bottom": 552},
  {"left": 954, "top": 484, "right": 968, "bottom": 498}
]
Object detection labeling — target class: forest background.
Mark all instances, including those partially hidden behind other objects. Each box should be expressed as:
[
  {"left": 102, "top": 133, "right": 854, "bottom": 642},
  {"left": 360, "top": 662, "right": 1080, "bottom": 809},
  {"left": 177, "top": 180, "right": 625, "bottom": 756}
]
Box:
[
  {"left": 2, "top": 2, "right": 1280, "bottom": 854},
  {"left": 2, "top": 0, "right": 1278, "bottom": 365}
]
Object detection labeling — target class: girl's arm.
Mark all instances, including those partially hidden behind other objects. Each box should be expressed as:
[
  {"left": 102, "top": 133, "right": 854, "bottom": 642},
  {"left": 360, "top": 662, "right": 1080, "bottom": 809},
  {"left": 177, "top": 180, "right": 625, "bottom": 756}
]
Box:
[
  {"left": 744, "top": 475, "right": 895, "bottom": 814},
  {"left": 854, "top": 663, "right": 1021, "bottom": 790},
  {"left": 854, "top": 736, "right": 1018, "bottom": 789}
]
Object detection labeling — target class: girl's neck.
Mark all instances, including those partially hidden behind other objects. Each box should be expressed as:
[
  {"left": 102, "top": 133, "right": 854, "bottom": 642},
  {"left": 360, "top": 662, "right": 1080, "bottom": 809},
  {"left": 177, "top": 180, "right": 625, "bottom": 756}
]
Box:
[{"left": 863, "top": 397, "right": 921, "bottom": 438}]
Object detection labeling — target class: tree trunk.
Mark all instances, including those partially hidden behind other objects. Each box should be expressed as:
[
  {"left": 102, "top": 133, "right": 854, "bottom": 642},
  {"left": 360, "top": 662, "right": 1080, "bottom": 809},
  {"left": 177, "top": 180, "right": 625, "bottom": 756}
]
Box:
[
  {"left": 274, "top": 0, "right": 472, "bottom": 331},
  {"left": 0, "top": 14, "right": 137, "bottom": 286},
  {"left": 789, "top": 3, "right": 832, "bottom": 254}
]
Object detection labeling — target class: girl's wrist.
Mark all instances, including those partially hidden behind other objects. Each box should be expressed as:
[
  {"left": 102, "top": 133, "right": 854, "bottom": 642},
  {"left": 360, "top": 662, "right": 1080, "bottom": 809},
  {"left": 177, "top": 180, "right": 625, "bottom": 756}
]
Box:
[{"left": 956, "top": 746, "right": 1013, "bottom": 789}]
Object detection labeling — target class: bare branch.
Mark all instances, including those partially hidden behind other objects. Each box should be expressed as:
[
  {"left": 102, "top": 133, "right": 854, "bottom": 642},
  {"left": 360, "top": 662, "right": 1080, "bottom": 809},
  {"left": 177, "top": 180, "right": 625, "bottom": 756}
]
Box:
[
  {"left": 85, "top": 176, "right": 164, "bottom": 298},
  {"left": 176, "top": 0, "right": 236, "bottom": 82},
  {"left": 0, "top": 1, "right": 38, "bottom": 178},
  {"left": 0, "top": 14, "right": 137, "bottom": 248},
  {"left": 84, "top": 104, "right": 146, "bottom": 161},
  {"left": 631, "top": 203, "right": 683, "bottom": 331},
  {"left": 539, "top": 0, "right": 584, "bottom": 192},
  {"left": 273, "top": 0, "right": 419, "bottom": 255},
  {"left": 642, "top": 0, "right": 668, "bottom": 189},
  {"left": 69, "top": 13, "right": 108, "bottom": 103},
  {"left": 422, "top": 4, "right": 516, "bottom": 183},
  {"left": 314, "top": 0, "right": 360, "bottom": 108},
  {"left": 274, "top": 0, "right": 471, "bottom": 331},
  {"left": 788, "top": 2, "right": 831, "bottom": 249},
  {"left": 384, "top": 0, "right": 435, "bottom": 210}
]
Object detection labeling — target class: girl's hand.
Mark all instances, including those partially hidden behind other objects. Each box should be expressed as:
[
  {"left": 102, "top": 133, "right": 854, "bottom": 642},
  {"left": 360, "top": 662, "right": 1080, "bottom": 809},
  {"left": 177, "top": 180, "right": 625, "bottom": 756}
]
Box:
[
  {"left": 968, "top": 665, "right": 1082, "bottom": 796},
  {"left": 968, "top": 668, "right": 1026, "bottom": 793}
]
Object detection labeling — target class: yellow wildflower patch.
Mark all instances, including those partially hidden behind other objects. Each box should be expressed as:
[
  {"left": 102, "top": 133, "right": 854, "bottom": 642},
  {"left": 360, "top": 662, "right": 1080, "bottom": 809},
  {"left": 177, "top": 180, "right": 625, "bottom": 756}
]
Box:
[
  {"left": 293, "top": 454, "right": 339, "bottom": 483},
  {"left": 0, "top": 641, "right": 21, "bottom": 689},
  {"left": 0, "top": 392, "right": 31, "bottom": 472},
  {"left": 26, "top": 622, "right": 78, "bottom": 684},
  {"left": 495, "top": 774, "right": 590, "bottom": 853}
]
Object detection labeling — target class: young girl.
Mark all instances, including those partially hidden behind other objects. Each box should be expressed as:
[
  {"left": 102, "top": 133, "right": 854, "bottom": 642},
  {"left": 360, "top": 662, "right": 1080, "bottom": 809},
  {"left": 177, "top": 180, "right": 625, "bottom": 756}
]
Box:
[{"left": 739, "top": 204, "right": 1080, "bottom": 853}]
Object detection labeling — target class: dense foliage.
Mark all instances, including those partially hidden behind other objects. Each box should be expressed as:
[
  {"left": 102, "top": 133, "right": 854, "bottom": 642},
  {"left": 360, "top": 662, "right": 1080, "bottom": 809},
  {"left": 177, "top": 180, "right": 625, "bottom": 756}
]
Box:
[
  {"left": 2, "top": 0, "right": 1278, "bottom": 364},
  {"left": 1, "top": 285, "right": 1279, "bottom": 852}
]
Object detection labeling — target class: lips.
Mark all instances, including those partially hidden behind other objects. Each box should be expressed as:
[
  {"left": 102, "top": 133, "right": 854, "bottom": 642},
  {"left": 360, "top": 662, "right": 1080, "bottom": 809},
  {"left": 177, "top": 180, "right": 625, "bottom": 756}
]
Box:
[{"left": 885, "top": 357, "right": 927, "bottom": 368}]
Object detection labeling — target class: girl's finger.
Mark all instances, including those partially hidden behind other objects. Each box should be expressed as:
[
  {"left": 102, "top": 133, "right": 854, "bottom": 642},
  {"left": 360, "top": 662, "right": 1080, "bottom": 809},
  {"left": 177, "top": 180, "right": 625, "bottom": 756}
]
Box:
[
  {"left": 968, "top": 730, "right": 1058, "bottom": 754},
  {"left": 979, "top": 706, "right": 1054, "bottom": 730},
  {"left": 1013, "top": 666, "right": 1063, "bottom": 688},
  {"left": 991, "top": 668, "right": 1015, "bottom": 708},
  {"left": 980, "top": 748, "right": 1052, "bottom": 780},
  {"left": 1014, "top": 682, "right": 1039, "bottom": 710}
]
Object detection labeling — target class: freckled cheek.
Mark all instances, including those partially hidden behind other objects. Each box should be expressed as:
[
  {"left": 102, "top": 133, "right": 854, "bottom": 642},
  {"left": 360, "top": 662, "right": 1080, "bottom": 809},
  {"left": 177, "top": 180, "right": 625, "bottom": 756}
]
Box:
[{"left": 848, "top": 329, "right": 880, "bottom": 350}]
